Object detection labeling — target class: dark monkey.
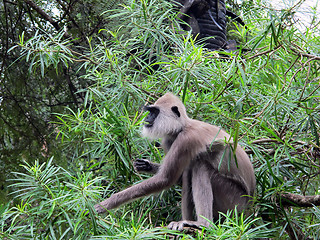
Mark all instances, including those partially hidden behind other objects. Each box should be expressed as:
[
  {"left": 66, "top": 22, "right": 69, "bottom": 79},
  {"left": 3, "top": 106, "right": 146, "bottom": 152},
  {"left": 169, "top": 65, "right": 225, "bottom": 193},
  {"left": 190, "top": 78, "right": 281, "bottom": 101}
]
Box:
[
  {"left": 95, "top": 93, "right": 256, "bottom": 230},
  {"left": 173, "top": 0, "right": 210, "bottom": 35},
  {"left": 173, "top": 0, "right": 246, "bottom": 50}
]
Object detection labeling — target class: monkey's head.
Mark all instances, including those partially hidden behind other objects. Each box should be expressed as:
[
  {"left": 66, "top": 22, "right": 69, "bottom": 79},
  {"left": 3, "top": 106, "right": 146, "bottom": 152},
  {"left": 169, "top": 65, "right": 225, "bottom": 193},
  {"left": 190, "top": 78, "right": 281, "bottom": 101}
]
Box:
[{"left": 142, "top": 93, "right": 188, "bottom": 139}]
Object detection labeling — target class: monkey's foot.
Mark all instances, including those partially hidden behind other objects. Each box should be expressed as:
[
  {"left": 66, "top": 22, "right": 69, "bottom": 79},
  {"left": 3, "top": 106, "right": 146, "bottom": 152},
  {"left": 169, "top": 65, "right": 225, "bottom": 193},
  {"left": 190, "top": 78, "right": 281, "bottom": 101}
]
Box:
[{"left": 167, "top": 220, "right": 205, "bottom": 231}]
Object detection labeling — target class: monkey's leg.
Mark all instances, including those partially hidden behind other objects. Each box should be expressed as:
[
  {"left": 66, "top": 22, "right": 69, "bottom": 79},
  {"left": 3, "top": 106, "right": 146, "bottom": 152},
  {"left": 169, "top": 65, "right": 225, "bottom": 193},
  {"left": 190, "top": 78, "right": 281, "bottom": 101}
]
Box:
[
  {"left": 134, "top": 159, "right": 160, "bottom": 175},
  {"left": 211, "top": 175, "right": 250, "bottom": 220},
  {"left": 168, "top": 163, "right": 213, "bottom": 231},
  {"left": 181, "top": 169, "right": 194, "bottom": 220},
  {"left": 191, "top": 163, "right": 213, "bottom": 227}
]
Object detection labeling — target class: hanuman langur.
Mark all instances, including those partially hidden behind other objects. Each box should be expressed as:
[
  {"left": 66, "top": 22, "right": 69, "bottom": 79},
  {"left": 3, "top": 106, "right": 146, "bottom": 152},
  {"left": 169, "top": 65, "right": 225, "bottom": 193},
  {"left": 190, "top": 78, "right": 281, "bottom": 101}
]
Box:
[{"left": 94, "top": 93, "right": 256, "bottom": 231}]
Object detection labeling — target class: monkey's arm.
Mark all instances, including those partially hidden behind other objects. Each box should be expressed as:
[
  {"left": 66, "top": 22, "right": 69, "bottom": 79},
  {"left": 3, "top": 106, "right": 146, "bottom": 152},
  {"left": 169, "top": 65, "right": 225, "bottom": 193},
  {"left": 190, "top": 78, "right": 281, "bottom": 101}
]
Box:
[
  {"left": 94, "top": 137, "right": 191, "bottom": 213},
  {"left": 177, "top": 0, "right": 194, "bottom": 19},
  {"left": 176, "top": 0, "right": 209, "bottom": 19},
  {"left": 173, "top": 0, "right": 209, "bottom": 35},
  {"left": 134, "top": 159, "right": 160, "bottom": 175}
]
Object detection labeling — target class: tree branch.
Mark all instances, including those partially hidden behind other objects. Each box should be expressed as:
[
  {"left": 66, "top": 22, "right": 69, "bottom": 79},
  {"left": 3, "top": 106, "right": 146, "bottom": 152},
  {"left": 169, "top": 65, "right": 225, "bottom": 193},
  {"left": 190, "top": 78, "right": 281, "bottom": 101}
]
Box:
[
  {"left": 280, "top": 193, "right": 320, "bottom": 207},
  {"left": 23, "top": 0, "right": 65, "bottom": 34}
]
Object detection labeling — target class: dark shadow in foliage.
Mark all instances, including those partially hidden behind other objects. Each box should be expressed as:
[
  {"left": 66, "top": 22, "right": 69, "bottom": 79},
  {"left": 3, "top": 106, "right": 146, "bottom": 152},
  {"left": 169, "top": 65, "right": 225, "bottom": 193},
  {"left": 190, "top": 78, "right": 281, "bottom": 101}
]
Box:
[{"left": 174, "top": 0, "right": 246, "bottom": 51}]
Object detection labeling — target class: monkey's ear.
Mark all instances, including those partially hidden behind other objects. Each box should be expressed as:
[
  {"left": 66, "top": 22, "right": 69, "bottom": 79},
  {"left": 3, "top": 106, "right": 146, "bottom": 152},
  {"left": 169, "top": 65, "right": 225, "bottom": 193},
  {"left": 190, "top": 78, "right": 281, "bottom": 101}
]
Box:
[{"left": 171, "top": 106, "right": 180, "bottom": 117}]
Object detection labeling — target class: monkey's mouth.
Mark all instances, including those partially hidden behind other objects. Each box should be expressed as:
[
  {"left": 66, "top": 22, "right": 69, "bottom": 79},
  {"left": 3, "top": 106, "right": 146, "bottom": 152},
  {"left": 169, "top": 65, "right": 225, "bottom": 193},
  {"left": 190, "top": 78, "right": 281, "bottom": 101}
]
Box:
[{"left": 144, "top": 122, "right": 153, "bottom": 128}]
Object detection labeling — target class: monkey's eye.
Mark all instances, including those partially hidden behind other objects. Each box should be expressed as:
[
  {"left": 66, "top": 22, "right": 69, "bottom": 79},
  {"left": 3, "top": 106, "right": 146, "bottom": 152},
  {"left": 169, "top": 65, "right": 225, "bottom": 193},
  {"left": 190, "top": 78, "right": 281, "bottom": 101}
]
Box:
[{"left": 171, "top": 106, "right": 180, "bottom": 117}]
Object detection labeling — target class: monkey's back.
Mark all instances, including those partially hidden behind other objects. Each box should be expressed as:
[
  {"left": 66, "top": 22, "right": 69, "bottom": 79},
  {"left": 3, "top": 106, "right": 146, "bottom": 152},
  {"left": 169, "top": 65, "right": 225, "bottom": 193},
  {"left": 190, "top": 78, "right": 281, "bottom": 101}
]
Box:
[{"left": 184, "top": 119, "right": 256, "bottom": 195}]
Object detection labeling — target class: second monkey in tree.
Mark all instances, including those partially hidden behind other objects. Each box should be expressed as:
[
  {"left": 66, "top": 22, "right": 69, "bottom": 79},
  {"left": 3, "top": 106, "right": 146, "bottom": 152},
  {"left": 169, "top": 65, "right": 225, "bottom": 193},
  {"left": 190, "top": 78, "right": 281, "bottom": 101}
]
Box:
[{"left": 94, "top": 93, "right": 256, "bottom": 230}]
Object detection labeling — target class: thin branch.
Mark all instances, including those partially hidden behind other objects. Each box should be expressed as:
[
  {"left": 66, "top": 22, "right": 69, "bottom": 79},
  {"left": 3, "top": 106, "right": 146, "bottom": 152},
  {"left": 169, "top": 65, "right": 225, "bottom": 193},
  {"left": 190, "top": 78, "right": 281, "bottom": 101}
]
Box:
[
  {"left": 23, "top": 0, "right": 70, "bottom": 38},
  {"left": 247, "top": 44, "right": 282, "bottom": 60},
  {"left": 23, "top": 0, "right": 60, "bottom": 31},
  {"left": 290, "top": 47, "right": 320, "bottom": 61},
  {"left": 280, "top": 193, "right": 320, "bottom": 207},
  {"left": 250, "top": 138, "right": 279, "bottom": 144}
]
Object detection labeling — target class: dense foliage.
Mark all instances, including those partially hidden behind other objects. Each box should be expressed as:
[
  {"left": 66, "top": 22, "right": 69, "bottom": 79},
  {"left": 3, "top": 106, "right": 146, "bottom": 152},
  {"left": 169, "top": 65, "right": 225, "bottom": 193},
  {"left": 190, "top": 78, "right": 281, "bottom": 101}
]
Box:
[{"left": 1, "top": 0, "right": 319, "bottom": 239}]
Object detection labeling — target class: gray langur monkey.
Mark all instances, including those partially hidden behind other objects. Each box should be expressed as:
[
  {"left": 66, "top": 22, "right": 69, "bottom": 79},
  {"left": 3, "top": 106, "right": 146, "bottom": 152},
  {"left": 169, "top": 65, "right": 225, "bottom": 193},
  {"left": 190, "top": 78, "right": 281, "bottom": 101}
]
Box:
[{"left": 94, "top": 93, "right": 256, "bottom": 231}]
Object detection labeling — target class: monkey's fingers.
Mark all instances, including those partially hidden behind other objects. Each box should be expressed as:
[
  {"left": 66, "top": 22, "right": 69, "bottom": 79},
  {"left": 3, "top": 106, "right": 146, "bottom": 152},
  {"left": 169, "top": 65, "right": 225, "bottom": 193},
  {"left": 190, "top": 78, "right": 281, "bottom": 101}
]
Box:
[
  {"left": 133, "top": 159, "right": 152, "bottom": 171},
  {"left": 168, "top": 221, "right": 185, "bottom": 231},
  {"left": 168, "top": 220, "right": 203, "bottom": 231}
]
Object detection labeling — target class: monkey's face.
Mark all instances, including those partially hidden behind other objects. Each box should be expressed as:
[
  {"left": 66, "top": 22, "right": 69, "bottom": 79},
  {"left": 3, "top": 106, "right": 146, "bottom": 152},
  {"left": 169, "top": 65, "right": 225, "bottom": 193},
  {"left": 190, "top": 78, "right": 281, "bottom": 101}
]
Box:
[
  {"left": 143, "top": 106, "right": 160, "bottom": 128},
  {"left": 142, "top": 104, "right": 185, "bottom": 139}
]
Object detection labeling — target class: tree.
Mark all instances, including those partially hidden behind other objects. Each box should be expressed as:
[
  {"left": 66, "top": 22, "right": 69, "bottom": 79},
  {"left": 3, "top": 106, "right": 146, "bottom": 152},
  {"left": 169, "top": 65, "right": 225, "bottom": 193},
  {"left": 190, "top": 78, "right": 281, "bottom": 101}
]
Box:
[{"left": 0, "top": 0, "right": 122, "bottom": 202}]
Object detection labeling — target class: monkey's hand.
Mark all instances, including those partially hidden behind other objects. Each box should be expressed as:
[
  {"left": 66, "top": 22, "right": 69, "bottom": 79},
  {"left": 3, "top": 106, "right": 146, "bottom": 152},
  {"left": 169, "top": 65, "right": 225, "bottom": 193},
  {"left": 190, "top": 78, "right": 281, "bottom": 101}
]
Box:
[
  {"left": 94, "top": 202, "right": 106, "bottom": 214},
  {"left": 94, "top": 198, "right": 114, "bottom": 214},
  {"left": 94, "top": 194, "right": 121, "bottom": 214},
  {"left": 134, "top": 159, "right": 153, "bottom": 172},
  {"left": 167, "top": 220, "right": 208, "bottom": 231},
  {"left": 133, "top": 159, "right": 160, "bottom": 175}
]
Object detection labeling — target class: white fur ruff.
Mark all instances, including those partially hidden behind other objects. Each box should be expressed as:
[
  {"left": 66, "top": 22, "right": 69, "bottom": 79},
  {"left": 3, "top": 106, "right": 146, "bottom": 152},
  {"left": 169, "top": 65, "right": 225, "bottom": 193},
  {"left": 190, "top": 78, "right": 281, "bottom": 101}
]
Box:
[{"left": 142, "top": 114, "right": 183, "bottom": 139}]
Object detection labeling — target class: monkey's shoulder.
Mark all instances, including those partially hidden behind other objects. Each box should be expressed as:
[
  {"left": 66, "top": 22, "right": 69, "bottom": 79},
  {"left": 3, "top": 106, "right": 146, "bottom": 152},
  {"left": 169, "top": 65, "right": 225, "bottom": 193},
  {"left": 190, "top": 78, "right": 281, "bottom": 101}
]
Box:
[
  {"left": 164, "top": 121, "right": 227, "bottom": 157},
  {"left": 185, "top": 119, "right": 230, "bottom": 141}
]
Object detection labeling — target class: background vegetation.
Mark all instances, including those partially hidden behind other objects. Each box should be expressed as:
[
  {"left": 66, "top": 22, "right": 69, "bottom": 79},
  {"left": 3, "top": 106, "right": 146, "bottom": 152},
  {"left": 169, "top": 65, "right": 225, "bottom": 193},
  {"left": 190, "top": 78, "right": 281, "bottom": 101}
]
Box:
[{"left": 0, "top": 0, "right": 319, "bottom": 239}]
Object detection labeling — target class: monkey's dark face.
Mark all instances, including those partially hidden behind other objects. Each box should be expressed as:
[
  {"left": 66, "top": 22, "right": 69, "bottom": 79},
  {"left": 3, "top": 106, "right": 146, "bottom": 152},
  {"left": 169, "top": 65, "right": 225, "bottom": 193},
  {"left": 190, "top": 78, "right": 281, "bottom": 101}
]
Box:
[
  {"left": 142, "top": 103, "right": 185, "bottom": 140},
  {"left": 143, "top": 106, "right": 160, "bottom": 128}
]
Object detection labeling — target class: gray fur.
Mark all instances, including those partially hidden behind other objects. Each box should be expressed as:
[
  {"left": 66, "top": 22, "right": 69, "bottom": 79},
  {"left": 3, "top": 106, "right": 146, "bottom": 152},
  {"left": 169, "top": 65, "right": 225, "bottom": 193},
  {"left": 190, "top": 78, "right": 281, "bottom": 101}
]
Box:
[{"left": 94, "top": 93, "right": 256, "bottom": 230}]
